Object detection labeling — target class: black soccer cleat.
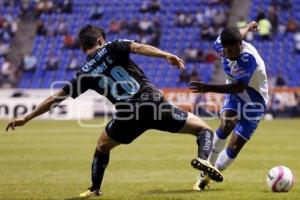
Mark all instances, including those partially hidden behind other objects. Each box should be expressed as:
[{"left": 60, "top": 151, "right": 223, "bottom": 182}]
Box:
[
  {"left": 199, "top": 178, "right": 210, "bottom": 190},
  {"left": 191, "top": 158, "right": 223, "bottom": 182},
  {"left": 193, "top": 172, "right": 211, "bottom": 191}
]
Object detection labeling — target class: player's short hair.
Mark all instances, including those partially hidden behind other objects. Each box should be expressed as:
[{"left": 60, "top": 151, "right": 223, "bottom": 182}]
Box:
[
  {"left": 220, "top": 27, "right": 242, "bottom": 47},
  {"left": 78, "top": 24, "right": 106, "bottom": 51}
]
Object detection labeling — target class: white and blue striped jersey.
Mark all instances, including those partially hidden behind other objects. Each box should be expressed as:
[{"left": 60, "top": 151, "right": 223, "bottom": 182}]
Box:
[{"left": 213, "top": 36, "right": 269, "bottom": 105}]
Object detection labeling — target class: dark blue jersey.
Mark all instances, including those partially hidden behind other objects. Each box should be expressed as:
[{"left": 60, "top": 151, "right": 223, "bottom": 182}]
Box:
[{"left": 62, "top": 39, "right": 161, "bottom": 104}]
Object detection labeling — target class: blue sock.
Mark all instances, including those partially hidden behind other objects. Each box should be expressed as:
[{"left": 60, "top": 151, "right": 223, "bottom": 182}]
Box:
[
  {"left": 216, "top": 128, "right": 228, "bottom": 140},
  {"left": 226, "top": 147, "right": 237, "bottom": 159}
]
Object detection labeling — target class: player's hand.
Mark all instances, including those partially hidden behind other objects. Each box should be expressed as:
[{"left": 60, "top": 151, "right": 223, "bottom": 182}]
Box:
[
  {"left": 166, "top": 54, "right": 185, "bottom": 70},
  {"left": 5, "top": 118, "right": 28, "bottom": 132},
  {"left": 189, "top": 81, "right": 210, "bottom": 93},
  {"left": 247, "top": 21, "right": 258, "bottom": 32}
]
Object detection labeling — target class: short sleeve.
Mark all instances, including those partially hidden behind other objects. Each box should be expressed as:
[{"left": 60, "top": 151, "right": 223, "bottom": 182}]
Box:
[
  {"left": 213, "top": 36, "right": 223, "bottom": 55},
  {"left": 110, "top": 39, "right": 133, "bottom": 58},
  {"left": 62, "top": 77, "right": 90, "bottom": 99},
  {"left": 235, "top": 53, "right": 257, "bottom": 84}
]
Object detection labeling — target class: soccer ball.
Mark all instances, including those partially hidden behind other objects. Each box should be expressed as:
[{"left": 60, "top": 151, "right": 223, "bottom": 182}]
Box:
[{"left": 266, "top": 166, "right": 295, "bottom": 192}]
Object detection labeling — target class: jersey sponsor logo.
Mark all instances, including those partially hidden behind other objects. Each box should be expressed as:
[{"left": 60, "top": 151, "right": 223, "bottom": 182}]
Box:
[
  {"left": 82, "top": 59, "right": 96, "bottom": 72},
  {"left": 94, "top": 48, "right": 107, "bottom": 61},
  {"left": 82, "top": 48, "right": 108, "bottom": 72}
]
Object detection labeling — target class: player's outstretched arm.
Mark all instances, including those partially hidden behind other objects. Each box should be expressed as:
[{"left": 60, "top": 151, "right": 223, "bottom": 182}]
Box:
[
  {"left": 130, "top": 42, "right": 185, "bottom": 70},
  {"left": 189, "top": 81, "right": 247, "bottom": 94},
  {"left": 239, "top": 21, "right": 258, "bottom": 38},
  {"left": 5, "top": 89, "right": 69, "bottom": 132}
]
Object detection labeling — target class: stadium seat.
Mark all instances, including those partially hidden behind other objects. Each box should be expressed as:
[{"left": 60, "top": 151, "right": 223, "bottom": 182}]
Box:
[{"left": 8, "top": 0, "right": 298, "bottom": 88}]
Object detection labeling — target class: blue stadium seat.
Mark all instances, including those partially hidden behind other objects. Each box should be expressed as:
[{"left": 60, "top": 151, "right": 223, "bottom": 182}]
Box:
[{"left": 13, "top": 0, "right": 300, "bottom": 88}]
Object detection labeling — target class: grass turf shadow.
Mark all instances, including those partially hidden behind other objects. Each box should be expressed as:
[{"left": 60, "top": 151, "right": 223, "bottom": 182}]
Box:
[
  {"left": 64, "top": 197, "right": 119, "bottom": 200},
  {"left": 145, "top": 188, "right": 224, "bottom": 195}
]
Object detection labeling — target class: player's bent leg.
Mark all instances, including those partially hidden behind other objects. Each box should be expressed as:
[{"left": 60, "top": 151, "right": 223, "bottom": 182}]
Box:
[
  {"left": 96, "top": 130, "right": 120, "bottom": 153},
  {"left": 179, "top": 112, "right": 223, "bottom": 182},
  {"left": 194, "top": 110, "right": 238, "bottom": 190},
  {"left": 178, "top": 112, "right": 210, "bottom": 135},
  {"left": 215, "top": 115, "right": 260, "bottom": 172},
  {"left": 208, "top": 110, "right": 238, "bottom": 166},
  {"left": 194, "top": 121, "right": 242, "bottom": 191},
  {"left": 215, "top": 133, "right": 247, "bottom": 171},
  {"left": 179, "top": 112, "right": 213, "bottom": 159},
  {"left": 80, "top": 131, "right": 120, "bottom": 198}
]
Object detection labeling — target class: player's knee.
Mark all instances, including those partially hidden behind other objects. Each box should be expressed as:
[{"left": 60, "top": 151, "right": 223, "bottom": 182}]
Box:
[
  {"left": 221, "top": 120, "right": 237, "bottom": 134},
  {"left": 186, "top": 113, "right": 211, "bottom": 135},
  {"left": 193, "top": 121, "right": 212, "bottom": 135},
  {"left": 97, "top": 143, "right": 110, "bottom": 154},
  {"left": 96, "top": 140, "right": 112, "bottom": 154}
]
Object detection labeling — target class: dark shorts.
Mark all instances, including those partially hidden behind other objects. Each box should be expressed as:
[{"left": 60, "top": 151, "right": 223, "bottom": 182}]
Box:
[{"left": 105, "top": 100, "right": 188, "bottom": 144}]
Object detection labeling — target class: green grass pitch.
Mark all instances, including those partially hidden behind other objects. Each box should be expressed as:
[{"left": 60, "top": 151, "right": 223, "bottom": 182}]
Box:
[{"left": 0, "top": 119, "right": 299, "bottom": 200}]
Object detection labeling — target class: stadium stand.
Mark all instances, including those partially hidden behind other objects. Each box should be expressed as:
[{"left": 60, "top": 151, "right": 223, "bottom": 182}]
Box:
[
  {"left": 0, "top": 1, "right": 19, "bottom": 87},
  {"left": 0, "top": 0, "right": 299, "bottom": 89},
  {"left": 12, "top": 0, "right": 230, "bottom": 89},
  {"left": 249, "top": 0, "right": 300, "bottom": 87}
]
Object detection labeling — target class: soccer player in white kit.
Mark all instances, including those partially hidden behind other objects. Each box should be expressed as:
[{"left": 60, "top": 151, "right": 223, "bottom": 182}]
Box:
[{"left": 190, "top": 21, "right": 269, "bottom": 190}]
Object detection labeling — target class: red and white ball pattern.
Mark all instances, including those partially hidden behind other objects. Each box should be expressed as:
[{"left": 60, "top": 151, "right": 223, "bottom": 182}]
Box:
[{"left": 266, "top": 166, "right": 295, "bottom": 192}]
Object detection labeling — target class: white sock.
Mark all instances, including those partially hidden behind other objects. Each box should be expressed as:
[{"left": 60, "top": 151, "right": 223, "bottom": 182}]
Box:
[
  {"left": 208, "top": 133, "right": 226, "bottom": 166},
  {"left": 215, "top": 149, "right": 234, "bottom": 171}
]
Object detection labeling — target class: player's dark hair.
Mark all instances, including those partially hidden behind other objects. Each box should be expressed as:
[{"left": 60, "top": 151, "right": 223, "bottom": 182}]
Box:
[
  {"left": 78, "top": 24, "right": 106, "bottom": 51},
  {"left": 220, "top": 27, "right": 242, "bottom": 47}
]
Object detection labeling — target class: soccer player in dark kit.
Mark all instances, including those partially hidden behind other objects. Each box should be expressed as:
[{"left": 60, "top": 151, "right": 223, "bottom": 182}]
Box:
[{"left": 5, "top": 25, "right": 222, "bottom": 198}]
